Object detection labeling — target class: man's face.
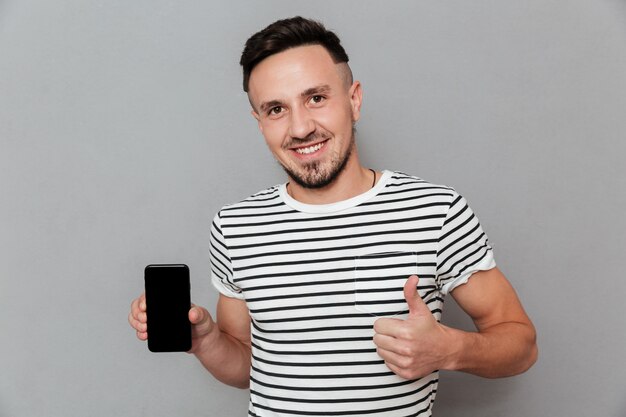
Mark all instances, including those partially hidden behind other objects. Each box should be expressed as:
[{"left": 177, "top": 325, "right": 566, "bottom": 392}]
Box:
[{"left": 248, "top": 45, "right": 362, "bottom": 189}]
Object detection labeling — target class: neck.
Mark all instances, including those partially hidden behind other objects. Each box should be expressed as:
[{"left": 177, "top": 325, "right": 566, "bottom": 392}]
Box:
[{"left": 286, "top": 152, "right": 376, "bottom": 205}]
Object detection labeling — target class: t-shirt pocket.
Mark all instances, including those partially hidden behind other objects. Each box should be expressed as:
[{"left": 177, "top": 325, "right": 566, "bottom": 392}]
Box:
[{"left": 354, "top": 251, "right": 419, "bottom": 317}]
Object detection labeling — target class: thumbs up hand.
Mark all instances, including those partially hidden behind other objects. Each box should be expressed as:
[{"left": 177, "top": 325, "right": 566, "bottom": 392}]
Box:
[{"left": 373, "top": 275, "right": 455, "bottom": 379}]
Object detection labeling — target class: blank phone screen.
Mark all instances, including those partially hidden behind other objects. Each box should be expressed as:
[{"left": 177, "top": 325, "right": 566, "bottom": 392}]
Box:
[{"left": 144, "top": 264, "right": 192, "bottom": 352}]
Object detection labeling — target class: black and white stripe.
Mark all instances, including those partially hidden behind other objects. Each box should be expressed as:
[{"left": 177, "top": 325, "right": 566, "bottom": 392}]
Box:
[{"left": 209, "top": 171, "right": 494, "bottom": 416}]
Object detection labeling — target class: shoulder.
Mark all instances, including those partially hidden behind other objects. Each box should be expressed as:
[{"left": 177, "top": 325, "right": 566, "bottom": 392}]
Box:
[
  {"left": 383, "top": 171, "right": 459, "bottom": 205},
  {"left": 213, "top": 184, "right": 285, "bottom": 220}
]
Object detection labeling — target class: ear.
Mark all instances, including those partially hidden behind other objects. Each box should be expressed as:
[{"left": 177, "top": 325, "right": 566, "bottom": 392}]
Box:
[
  {"left": 349, "top": 81, "right": 363, "bottom": 122},
  {"left": 251, "top": 109, "right": 263, "bottom": 133}
]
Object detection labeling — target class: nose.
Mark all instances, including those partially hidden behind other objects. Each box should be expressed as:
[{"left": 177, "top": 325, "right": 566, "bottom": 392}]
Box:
[{"left": 288, "top": 106, "right": 315, "bottom": 140}]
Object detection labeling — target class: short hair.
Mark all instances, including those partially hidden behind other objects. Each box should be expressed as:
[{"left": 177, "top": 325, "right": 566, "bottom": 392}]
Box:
[{"left": 240, "top": 16, "right": 350, "bottom": 92}]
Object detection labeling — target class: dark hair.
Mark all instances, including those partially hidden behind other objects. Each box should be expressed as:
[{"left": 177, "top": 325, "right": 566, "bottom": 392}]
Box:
[{"left": 240, "top": 16, "right": 350, "bottom": 92}]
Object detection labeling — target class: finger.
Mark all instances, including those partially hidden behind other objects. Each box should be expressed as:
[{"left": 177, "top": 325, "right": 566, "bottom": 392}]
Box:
[
  {"left": 130, "top": 296, "right": 147, "bottom": 319},
  {"left": 129, "top": 312, "right": 148, "bottom": 336},
  {"left": 372, "top": 332, "right": 404, "bottom": 353},
  {"left": 383, "top": 361, "right": 416, "bottom": 380},
  {"left": 128, "top": 312, "right": 147, "bottom": 332},
  {"left": 131, "top": 298, "right": 139, "bottom": 315},
  {"left": 404, "top": 275, "right": 431, "bottom": 318},
  {"left": 376, "top": 345, "right": 408, "bottom": 369},
  {"left": 373, "top": 317, "right": 406, "bottom": 338},
  {"left": 384, "top": 361, "right": 403, "bottom": 377},
  {"left": 131, "top": 306, "right": 147, "bottom": 323},
  {"left": 383, "top": 356, "right": 434, "bottom": 380}
]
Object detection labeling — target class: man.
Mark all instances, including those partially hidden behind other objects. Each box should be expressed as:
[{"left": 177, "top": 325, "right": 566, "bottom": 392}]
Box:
[{"left": 129, "top": 16, "right": 537, "bottom": 416}]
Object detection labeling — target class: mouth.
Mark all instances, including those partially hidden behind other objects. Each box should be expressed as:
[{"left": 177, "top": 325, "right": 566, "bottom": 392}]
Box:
[{"left": 291, "top": 139, "right": 329, "bottom": 156}]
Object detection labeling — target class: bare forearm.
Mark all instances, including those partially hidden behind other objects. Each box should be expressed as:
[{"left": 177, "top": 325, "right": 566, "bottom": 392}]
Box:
[
  {"left": 192, "top": 329, "right": 251, "bottom": 388},
  {"left": 445, "top": 321, "right": 538, "bottom": 378}
]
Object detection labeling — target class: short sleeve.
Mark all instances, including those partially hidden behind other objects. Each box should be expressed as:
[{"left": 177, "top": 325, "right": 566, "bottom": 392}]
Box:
[
  {"left": 210, "top": 212, "right": 244, "bottom": 300},
  {"left": 436, "top": 191, "right": 496, "bottom": 295}
]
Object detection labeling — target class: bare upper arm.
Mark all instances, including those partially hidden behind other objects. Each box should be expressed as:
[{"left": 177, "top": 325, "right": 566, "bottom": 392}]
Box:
[
  {"left": 450, "top": 267, "right": 534, "bottom": 332},
  {"left": 216, "top": 294, "right": 251, "bottom": 347}
]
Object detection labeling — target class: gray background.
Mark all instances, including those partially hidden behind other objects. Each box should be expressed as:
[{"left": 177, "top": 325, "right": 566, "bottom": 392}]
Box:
[{"left": 1, "top": 1, "right": 625, "bottom": 416}]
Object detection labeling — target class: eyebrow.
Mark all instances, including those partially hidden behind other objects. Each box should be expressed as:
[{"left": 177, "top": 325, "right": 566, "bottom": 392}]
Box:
[
  {"left": 301, "top": 84, "right": 331, "bottom": 98},
  {"left": 258, "top": 84, "right": 332, "bottom": 114},
  {"left": 259, "top": 99, "right": 283, "bottom": 114}
]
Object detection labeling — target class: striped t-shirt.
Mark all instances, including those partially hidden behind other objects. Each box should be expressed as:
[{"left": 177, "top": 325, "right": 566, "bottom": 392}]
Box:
[{"left": 210, "top": 170, "right": 495, "bottom": 417}]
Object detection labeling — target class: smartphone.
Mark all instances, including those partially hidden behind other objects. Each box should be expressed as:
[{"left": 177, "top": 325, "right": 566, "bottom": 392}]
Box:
[{"left": 144, "top": 264, "right": 192, "bottom": 352}]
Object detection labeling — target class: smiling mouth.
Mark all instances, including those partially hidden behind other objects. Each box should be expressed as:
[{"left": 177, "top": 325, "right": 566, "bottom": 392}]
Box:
[{"left": 293, "top": 140, "right": 328, "bottom": 155}]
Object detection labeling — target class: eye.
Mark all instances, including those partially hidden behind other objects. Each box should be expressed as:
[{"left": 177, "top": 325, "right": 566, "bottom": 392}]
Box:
[
  {"left": 268, "top": 106, "right": 283, "bottom": 116},
  {"left": 310, "top": 95, "right": 325, "bottom": 104}
]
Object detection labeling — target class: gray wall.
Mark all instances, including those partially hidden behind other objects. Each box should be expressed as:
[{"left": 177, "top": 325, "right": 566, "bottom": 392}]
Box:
[{"left": 1, "top": 1, "right": 625, "bottom": 416}]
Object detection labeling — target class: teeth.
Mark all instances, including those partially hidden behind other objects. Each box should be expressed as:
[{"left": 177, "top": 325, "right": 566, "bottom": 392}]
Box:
[{"left": 295, "top": 142, "right": 324, "bottom": 155}]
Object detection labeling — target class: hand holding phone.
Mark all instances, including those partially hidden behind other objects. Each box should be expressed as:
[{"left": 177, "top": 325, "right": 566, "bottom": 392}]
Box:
[{"left": 144, "top": 264, "right": 192, "bottom": 352}]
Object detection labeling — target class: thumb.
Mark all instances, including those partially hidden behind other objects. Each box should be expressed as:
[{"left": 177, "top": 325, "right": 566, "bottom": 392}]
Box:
[
  {"left": 188, "top": 305, "right": 209, "bottom": 325},
  {"left": 403, "top": 275, "right": 431, "bottom": 318}
]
